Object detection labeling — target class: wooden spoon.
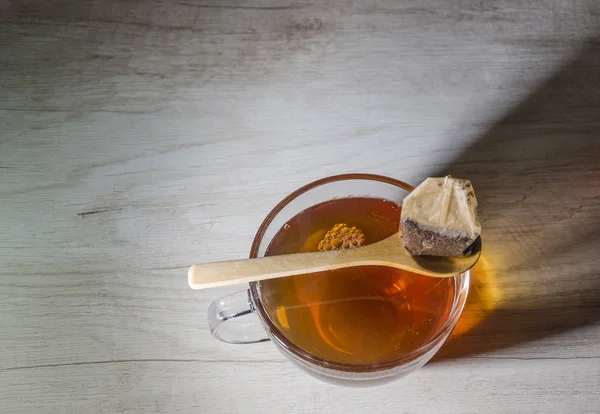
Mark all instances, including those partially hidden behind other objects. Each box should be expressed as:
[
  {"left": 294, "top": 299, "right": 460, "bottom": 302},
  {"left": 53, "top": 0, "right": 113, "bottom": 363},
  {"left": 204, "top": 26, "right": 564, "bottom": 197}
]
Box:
[{"left": 188, "top": 233, "right": 481, "bottom": 290}]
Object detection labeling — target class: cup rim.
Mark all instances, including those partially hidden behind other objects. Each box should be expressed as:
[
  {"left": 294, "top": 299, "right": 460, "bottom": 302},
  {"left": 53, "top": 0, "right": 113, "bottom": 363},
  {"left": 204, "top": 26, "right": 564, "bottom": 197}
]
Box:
[{"left": 248, "top": 173, "right": 469, "bottom": 373}]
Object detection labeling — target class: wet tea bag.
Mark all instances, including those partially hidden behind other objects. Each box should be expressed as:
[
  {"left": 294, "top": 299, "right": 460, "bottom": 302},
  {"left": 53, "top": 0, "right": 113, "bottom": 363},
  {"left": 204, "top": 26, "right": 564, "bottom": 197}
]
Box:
[{"left": 401, "top": 176, "right": 481, "bottom": 256}]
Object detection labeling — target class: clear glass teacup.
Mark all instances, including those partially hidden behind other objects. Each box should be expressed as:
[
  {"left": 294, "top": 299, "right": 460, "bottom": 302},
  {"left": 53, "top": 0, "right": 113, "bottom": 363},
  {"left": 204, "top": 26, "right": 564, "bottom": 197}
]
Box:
[{"left": 208, "top": 174, "right": 469, "bottom": 386}]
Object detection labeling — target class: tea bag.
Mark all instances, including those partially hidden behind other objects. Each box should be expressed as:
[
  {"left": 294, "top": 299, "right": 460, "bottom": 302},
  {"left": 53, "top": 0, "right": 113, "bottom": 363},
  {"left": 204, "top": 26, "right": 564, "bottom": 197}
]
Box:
[{"left": 401, "top": 176, "right": 481, "bottom": 256}]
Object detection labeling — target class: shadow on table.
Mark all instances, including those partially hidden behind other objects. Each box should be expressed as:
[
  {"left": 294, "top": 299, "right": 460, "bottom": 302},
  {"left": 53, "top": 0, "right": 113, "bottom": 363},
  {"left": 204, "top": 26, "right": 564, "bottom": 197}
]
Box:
[{"left": 429, "top": 38, "right": 600, "bottom": 362}]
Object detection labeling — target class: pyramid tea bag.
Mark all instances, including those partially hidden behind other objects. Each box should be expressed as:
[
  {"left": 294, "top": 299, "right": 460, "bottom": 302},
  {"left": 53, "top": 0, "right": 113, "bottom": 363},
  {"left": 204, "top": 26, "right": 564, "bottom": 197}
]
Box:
[{"left": 401, "top": 176, "right": 481, "bottom": 256}]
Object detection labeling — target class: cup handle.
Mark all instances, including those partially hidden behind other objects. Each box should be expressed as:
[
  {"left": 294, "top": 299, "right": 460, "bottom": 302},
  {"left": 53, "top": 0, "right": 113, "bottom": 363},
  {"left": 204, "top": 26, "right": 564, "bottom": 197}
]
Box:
[{"left": 208, "top": 289, "right": 270, "bottom": 344}]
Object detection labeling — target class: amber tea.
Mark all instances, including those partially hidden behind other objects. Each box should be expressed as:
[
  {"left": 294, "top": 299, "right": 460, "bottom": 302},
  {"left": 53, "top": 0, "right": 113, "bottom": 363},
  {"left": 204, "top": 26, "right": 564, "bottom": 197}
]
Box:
[{"left": 259, "top": 197, "right": 456, "bottom": 365}]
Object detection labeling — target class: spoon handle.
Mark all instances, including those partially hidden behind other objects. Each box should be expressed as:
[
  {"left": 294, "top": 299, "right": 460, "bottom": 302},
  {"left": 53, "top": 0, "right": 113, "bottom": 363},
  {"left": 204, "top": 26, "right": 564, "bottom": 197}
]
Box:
[{"left": 188, "top": 248, "right": 365, "bottom": 290}]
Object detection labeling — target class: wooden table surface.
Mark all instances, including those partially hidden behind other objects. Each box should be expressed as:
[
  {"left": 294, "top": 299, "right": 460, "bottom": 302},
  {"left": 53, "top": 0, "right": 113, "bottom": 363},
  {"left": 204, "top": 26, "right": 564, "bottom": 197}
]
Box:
[{"left": 2, "top": 0, "right": 600, "bottom": 412}]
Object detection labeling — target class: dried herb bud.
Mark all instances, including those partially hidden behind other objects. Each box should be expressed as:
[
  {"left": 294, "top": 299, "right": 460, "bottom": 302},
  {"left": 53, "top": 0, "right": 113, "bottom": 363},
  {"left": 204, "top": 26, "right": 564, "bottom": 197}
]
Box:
[{"left": 318, "top": 223, "right": 365, "bottom": 251}]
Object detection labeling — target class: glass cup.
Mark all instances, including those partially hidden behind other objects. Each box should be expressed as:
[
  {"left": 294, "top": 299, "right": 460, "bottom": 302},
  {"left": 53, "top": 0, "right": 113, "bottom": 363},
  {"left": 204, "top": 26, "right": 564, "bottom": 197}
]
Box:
[{"left": 208, "top": 173, "right": 470, "bottom": 386}]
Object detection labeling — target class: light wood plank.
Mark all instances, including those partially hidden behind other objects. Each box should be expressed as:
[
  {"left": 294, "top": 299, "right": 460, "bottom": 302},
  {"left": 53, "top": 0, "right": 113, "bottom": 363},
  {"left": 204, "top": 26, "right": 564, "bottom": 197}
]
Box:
[
  {"left": 2, "top": 359, "right": 599, "bottom": 413},
  {"left": 1, "top": 0, "right": 600, "bottom": 412}
]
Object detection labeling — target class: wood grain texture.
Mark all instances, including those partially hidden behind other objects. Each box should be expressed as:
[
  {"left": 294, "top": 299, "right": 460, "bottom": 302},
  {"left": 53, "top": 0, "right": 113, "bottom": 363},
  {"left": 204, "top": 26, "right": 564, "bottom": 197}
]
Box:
[{"left": 1, "top": 0, "right": 600, "bottom": 412}]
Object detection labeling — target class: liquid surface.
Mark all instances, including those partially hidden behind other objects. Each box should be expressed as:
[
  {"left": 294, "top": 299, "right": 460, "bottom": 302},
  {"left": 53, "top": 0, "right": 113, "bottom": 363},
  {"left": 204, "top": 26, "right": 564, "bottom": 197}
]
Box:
[{"left": 259, "top": 197, "right": 456, "bottom": 365}]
